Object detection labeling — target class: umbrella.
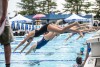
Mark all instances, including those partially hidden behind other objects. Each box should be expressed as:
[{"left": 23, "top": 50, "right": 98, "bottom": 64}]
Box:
[
  {"left": 33, "top": 14, "right": 46, "bottom": 19},
  {"left": 64, "top": 14, "right": 90, "bottom": 22},
  {"left": 10, "top": 14, "right": 32, "bottom": 23}
]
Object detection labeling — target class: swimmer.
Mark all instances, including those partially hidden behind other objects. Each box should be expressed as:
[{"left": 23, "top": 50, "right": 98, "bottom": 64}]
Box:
[
  {"left": 25, "top": 27, "right": 83, "bottom": 55},
  {"left": 13, "top": 20, "right": 83, "bottom": 52},
  {"left": 65, "top": 24, "right": 96, "bottom": 41},
  {"left": 73, "top": 56, "right": 82, "bottom": 67},
  {"left": 25, "top": 28, "right": 83, "bottom": 55},
  {"left": 25, "top": 32, "right": 58, "bottom": 55}
]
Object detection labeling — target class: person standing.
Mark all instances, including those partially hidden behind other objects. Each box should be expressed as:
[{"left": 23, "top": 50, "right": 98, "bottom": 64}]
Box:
[{"left": 0, "top": 0, "right": 13, "bottom": 67}]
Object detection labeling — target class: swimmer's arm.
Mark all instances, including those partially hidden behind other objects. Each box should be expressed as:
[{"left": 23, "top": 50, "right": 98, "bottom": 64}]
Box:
[
  {"left": 82, "top": 46, "right": 89, "bottom": 66},
  {"left": 53, "top": 32, "right": 60, "bottom": 36},
  {"left": 13, "top": 37, "right": 29, "bottom": 52},
  {"left": 51, "top": 32, "right": 60, "bottom": 39},
  {"left": 48, "top": 32, "right": 60, "bottom": 40},
  {"left": 68, "top": 28, "right": 84, "bottom": 37},
  {"left": 67, "top": 28, "right": 79, "bottom": 33},
  {"left": 65, "top": 33, "right": 73, "bottom": 41},
  {"left": 76, "top": 35, "right": 82, "bottom": 40},
  {"left": 13, "top": 31, "right": 34, "bottom": 52},
  {"left": 20, "top": 40, "right": 33, "bottom": 53},
  {"left": 26, "top": 43, "right": 37, "bottom": 55}
]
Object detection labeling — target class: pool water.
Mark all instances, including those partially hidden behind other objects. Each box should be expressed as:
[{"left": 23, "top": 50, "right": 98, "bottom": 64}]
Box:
[{"left": 0, "top": 32, "right": 95, "bottom": 67}]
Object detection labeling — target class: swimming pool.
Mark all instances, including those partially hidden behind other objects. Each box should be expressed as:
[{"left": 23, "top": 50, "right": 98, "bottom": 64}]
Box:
[{"left": 0, "top": 32, "right": 95, "bottom": 67}]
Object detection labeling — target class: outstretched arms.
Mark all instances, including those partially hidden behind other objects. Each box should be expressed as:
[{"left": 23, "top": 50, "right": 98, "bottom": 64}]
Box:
[
  {"left": 65, "top": 33, "right": 74, "bottom": 41},
  {"left": 13, "top": 31, "right": 35, "bottom": 52},
  {"left": 20, "top": 39, "right": 33, "bottom": 53},
  {"left": 26, "top": 32, "right": 58, "bottom": 55}
]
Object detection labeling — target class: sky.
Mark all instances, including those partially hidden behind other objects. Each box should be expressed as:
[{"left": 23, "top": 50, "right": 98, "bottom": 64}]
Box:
[
  {"left": 8, "top": 0, "right": 96, "bottom": 17},
  {"left": 8, "top": 0, "right": 21, "bottom": 17}
]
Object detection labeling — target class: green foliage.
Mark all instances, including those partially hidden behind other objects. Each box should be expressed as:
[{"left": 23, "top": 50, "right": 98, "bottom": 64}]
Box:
[
  {"left": 95, "top": 0, "right": 100, "bottom": 17},
  {"left": 17, "top": 0, "right": 58, "bottom": 15},
  {"left": 63, "top": 0, "right": 92, "bottom": 14}
]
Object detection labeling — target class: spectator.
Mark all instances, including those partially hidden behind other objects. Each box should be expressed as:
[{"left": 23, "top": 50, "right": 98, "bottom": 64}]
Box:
[{"left": 0, "top": 0, "right": 13, "bottom": 67}]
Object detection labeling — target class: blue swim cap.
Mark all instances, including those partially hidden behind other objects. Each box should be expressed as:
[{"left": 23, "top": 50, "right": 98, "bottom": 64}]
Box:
[{"left": 80, "top": 47, "right": 84, "bottom": 52}]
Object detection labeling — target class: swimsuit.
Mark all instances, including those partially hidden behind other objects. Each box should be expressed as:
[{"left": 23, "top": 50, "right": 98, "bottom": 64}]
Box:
[
  {"left": 34, "top": 24, "right": 49, "bottom": 37},
  {"left": 36, "top": 37, "right": 49, "bottom": 49}
]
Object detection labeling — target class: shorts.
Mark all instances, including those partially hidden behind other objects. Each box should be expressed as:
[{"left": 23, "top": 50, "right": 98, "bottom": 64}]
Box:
[{"left": 0, "top": 26, "right": 13, "bottom": 45}]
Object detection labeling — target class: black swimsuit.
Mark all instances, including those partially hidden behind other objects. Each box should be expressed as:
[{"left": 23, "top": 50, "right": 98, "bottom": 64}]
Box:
[
  {"left": 34, "top": 24, "right": 49, "bottom": 37},
  {"left": 93, "top": 23, "right": 97, "bottom": 27}
]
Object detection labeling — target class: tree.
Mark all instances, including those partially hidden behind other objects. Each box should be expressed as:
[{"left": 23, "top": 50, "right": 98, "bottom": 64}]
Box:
[
  {"left": 17, "top": 0, "right": 58, "bottom": 15},
  {"left": 94, "top": 0, "right": 100, "bottom": 18},
  {"left": 63, "top": 0, "right": 92, "bottom": 14},
  {"left": 17, "top": 0, "right": 38, "bottom": 15},
  {"left": 35, "top": 0, "right": 57, "bottom": 14}
]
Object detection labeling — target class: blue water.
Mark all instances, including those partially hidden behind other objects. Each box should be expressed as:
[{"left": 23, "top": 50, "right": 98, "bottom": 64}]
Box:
[{"left": 0, "top": 32, "right": 95, "bottom": 67}]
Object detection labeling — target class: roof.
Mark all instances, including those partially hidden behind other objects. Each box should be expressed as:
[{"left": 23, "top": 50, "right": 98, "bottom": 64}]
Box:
[{"left": 24, "top": 13, "right": 92, "bottom": 20}]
